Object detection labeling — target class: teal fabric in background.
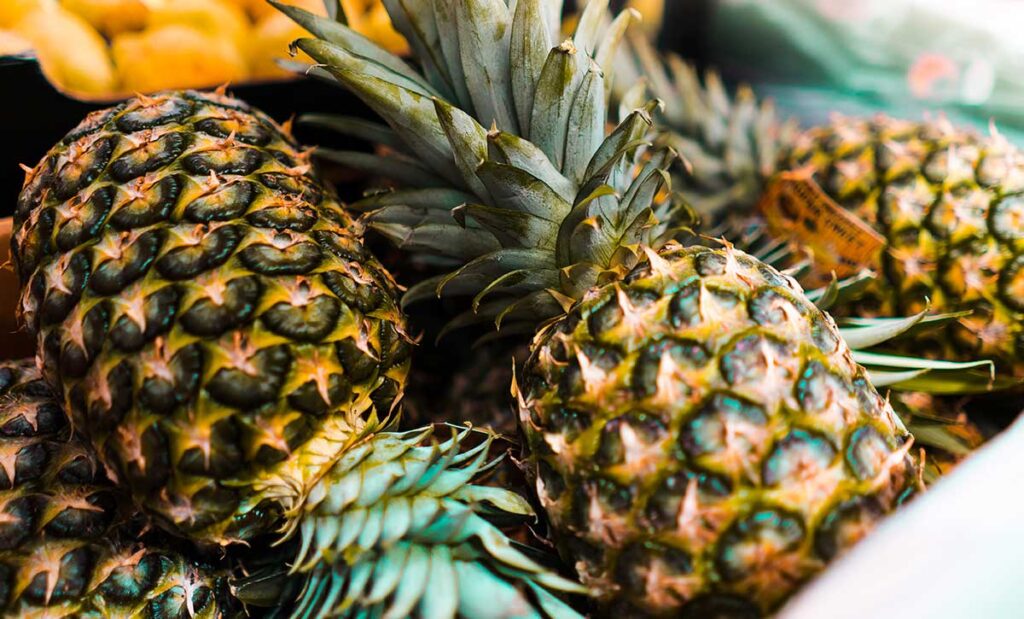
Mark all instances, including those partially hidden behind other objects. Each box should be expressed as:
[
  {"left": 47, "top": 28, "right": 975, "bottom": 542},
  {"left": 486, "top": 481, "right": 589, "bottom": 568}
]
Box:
[{"left": 701, "top": 0, "right": 1024, "bottom": 144}]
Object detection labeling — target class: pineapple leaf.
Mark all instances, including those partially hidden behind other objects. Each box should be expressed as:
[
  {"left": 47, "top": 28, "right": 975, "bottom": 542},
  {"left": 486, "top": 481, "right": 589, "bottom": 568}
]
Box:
[
  {"left": 273, "top": 2, "right": 435, "bottom": 96},
  {"left": 455, "top": 0, "right": 518, "bottom": 134},
  {"left": 299, "top": 114, "right": 403, "bottom": 150},
  {"left": 838, "top": 310, "right": 928, "bottom": 349},
  {"left": 511, "top": 0, "right": 556, "bottom": 136}
]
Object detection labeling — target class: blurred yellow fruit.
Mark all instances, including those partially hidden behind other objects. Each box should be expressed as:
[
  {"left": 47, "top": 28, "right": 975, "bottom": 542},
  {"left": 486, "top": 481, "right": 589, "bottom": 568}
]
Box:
[
  {"left": 14, "top": 5, "right": 117, "bottom": 95},
  {"left": 362, "top": 3, "right": 408, "bottom": 55},
  {"left": 628, "top": 0, "right": 664, "bottom": 38},
  {"left": 0, "top": 29, "right": 33, "bottom": 55},
  {"left": 248, "top": 12, "right": 311, "bottom": 80},
  {"left": 230, "top": 0, "right": 325, "bottom": 23},
  {"left": 112, "top": 24, "right": 248, "bottom": 93},
  {"left": 0, "top": 0, "right": 39, "bottom": 29},
  {"left": 146, "top": 0, "right": 249, "bottom": 51},
  {"left": 61, "top": 0, "right": 148, "bottom": 37}
]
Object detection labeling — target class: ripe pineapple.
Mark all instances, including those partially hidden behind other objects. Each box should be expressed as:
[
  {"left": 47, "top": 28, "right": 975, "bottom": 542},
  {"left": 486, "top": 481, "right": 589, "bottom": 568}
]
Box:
[
  {"left": 516, "top": 244, "right": 916, "bottom": 616},
  {"left": 12, "top": 90, "right": 584, "bottom": 617},
  {"left": 0, "top": 359, "right": 237, "bottom": 617},
  {"left": 620, "top": 34, "right": 1024, "bottom": 377},
  {"left": 13, "top": 89, "right": 410, "bottom": 546},
  {"left": 278, "top": 0, "right": 977, "bottom": 614}
]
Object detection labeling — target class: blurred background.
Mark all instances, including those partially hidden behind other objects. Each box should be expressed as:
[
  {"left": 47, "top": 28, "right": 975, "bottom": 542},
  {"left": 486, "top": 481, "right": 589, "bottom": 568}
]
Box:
[{"left": 3, "top": 0, "right": 1024, "bottom": 214}]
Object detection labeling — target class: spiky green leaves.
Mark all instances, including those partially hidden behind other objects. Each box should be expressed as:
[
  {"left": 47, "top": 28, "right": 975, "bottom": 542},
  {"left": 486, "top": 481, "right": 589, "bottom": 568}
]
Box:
[
  {"left": 286, "top": 426, "right": 586, "bottom": 618},
  {"left": 279, "top": 0, "right": 688, "bottom": 334}
]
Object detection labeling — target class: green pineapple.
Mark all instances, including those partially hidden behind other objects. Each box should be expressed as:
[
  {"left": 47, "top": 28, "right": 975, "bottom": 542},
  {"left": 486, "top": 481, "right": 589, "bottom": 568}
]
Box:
[
  {"left": 278, "top": 0, "right": 986, "bottom": 614},
  {"left": 0, "top": 359, "right": 237, "bottom": 618},
  {"left": 620, "top": 33, "right": 1024, "bottom": 377},
  {"left": 11, "top": 90, "right": 585, "bottom": 618}
]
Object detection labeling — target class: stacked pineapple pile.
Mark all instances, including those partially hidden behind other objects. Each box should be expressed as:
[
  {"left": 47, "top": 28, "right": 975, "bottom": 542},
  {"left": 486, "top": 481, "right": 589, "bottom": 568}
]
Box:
[
  {"left": 2, "top": 1, "right": 1016, "bottom": 618},
  {"left": 0, "top": 0, "right": 407, "bottom": 97}
]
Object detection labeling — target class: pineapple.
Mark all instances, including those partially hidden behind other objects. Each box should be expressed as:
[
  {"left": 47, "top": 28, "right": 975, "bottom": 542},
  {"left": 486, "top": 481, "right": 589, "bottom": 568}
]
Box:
[
  {"left": 281, "top": 0, "right": 989, "bottom": 614},
  {"left": 0, "top": 359, "right": 237, "bottom": 617},
  {"left": 11, "top": 90, "right": 585, "bottom": 617},
  {"left": 515, "top": 244, "right": 917, "bottom": 615},
  {"left": 621, "top": 34, "right": 1024, "bottom": 377},
  {"left": 13, "top": 89, "right": 410, "bottom": 546}
]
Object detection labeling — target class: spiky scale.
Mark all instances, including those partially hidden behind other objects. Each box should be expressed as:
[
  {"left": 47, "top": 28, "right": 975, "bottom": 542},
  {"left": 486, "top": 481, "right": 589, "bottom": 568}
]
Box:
[{"left": 0, "top": 359, "right": 237, "bottom": 617}]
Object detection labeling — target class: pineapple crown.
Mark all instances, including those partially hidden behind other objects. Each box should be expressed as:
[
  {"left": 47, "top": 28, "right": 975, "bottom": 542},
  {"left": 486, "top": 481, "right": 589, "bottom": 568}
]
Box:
[{"left": 277, "top": 0, "right": 690, "bottom": 335}]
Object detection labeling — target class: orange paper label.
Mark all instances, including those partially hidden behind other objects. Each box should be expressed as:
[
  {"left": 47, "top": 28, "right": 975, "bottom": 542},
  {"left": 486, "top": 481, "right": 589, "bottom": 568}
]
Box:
[{"left": 757, "top": 169, "right": 884, "bottom": 285}]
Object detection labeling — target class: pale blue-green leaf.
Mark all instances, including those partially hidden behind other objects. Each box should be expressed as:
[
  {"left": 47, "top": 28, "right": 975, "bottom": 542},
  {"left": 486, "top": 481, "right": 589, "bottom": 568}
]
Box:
[
  {"left": 380, "top": 0, "right": 456, "bottom": 100},
  {"left": 584, "top": 100, "right": 657, "bottom": 181},
  {"left": 297, "top": 39, "right": 466, "bottom": 188},
  {"left": 274, "top": 3, "right": 436, "bottom": 94},
  {"left": 379, "top": 498, "right": 415, "bottom": 545},
  {"left": 531, "top": 42, "right": 587, "bottom": 170},
  {"left": 456, "top": 0, "right": 518, "bottom": 133},
  {"left": 472, "top": 268, "right": 559, "bottom": 311},
  {"left": 573, "top": 0, "right": 609, "bottom": 57},
  {"left": 431, "top": 0, "right": 475, "bottom": 113},
  {"left": 476, "top": 161, "right": 572, "bottom": 221},
  {"left": 355, "top": 188, "right": 475, "bottom": 212},
  {"left": 594, "top": 8, "right": 637, "bottom": 97},
  {"left": 510, "top": 0, "right": 552, "bottom": 136},
  {"left": 838, "top": 310, "right": 928, "bottom": 350},
  {"left": 364, "top": 543, "right": 410, "bottom": 602},
  {"left": 419, "top": 546, "right": 459, "bottom": 619},
  {"left": 385, "top": 544, "right": 431, "bottom": 619},
  {"left": 434, "top": 98, "right": 491, "bottom": 201},
  {"left": 461, "top": 203, "right": 559, "bottom": 249},
  {"left": 487, "top": 130, "right": 576, "bottom": 201},
  {"left": 563, "top": 61, "right": 606, "bottom": 187}
]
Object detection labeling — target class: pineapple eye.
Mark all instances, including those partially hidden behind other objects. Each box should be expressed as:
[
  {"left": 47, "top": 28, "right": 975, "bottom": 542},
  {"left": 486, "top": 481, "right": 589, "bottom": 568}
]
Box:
[
  {"left": 184, "top": 180, "right": 258, "bottom": 223},
  {"left": 990, "top": 194, "right": 1024, "bottom": 243},
  {"left": 238, "top": 235, "right": 323, "bottom": 276},
  {"left": 53, "top": 135, "right": 117, "bottom": 201},
  {"left": 116, "top": 97, "right": 195, "bottom": 133},
  {"left": 748, "top": 289, "right": 801, "bottom": 326},
  {"left": 814, "top": 496, "right": 884, "bottom": 561},
  {"left": 594, "top": 411, "right": 668, "bottom": 468},
  {"left": 90, "top": 230, "right": 163, "bottom": 296},
  {"left": 155, "top": 224, "right": 242, "bottom": 281},
  {"left": 761, "top": 429, "right": 837, "bottom": 487},
  {"left": 258, "top": 172, "right": 323, "bottom": 204},
  {"left": 632, "top": 337, "right": 708, "bottom": 399},
  {"left": 194, "top": 116, "right": 272, "bottom": 146},
  {"left": 645, "top": 468, "right": 731, "bottom": 531},
  {"left": 715, "top": 508, "right": 806, "bottom": 583},
  {"left": 615, "top": 541, "right": 694, "bottom": 603},
  {"left": 207, "top": 343, "right": 291, "bottom": 410},
  {"left": 56, "top": 186, "right": 115, "bottom": 252},
  {"left": 720, "top": 333, "right": 795, "bottom": 387},
  {"left": 668, "top": 280, "right": 703, "bottom": 328},
  {"left": 182, "top": 146, "right": 263, "bottom": 177},
  {"left": 109, "top": 133, "right": 188, "bottom": 183},
  {"left": 109, "top": 175, "right": 183, "bottom": 231},
  {"left": 679, "top": 392, "right": 768, "bottom": 480},
  {"left": 845, "top": 425, "right": 907, "bottom": 482}
]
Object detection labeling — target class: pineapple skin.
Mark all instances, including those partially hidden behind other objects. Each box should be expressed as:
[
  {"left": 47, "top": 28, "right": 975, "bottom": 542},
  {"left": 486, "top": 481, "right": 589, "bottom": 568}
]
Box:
[
  {"left": 0, "top": 359, "right": 237, "bottom": 617},
  {"left": 782, "top": 117, "right": 1024, "bottom": 375},
  {"left": 517, "top": 246, "right": 917, "bottom": 616},
  {"left": 11, "top": 91, "right": 411, "bottom": 546}
]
